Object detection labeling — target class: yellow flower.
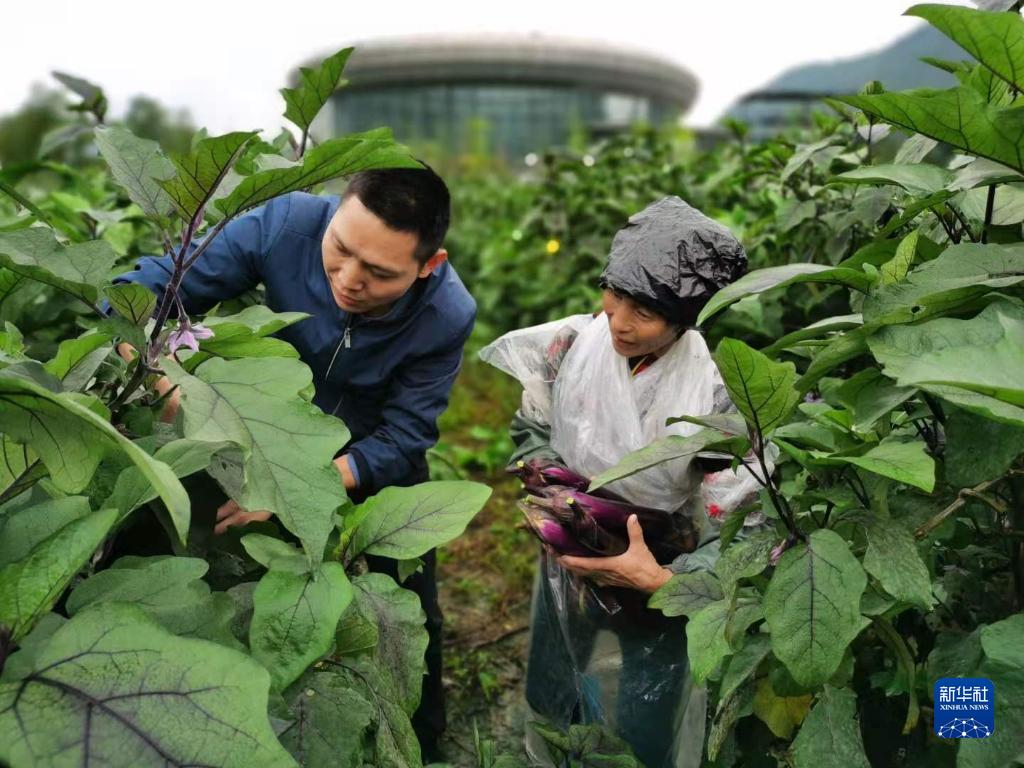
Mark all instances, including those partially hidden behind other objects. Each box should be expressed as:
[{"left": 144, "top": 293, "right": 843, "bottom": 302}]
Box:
[{"left": 545, "top": 239, "right": 561, "bottom": 255}]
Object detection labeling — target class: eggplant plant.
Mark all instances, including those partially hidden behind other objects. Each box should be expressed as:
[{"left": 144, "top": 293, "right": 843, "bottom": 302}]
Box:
[{"left": 0, "top": 49, "right": 491, "bottom": 768}]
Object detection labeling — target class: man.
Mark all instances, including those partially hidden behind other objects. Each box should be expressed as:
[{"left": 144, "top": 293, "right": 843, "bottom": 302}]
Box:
[{"left": 117, "top": 166, "right": 474, "bottom": 757}]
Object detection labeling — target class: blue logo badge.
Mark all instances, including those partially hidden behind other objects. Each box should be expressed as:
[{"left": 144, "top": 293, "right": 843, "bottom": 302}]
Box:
[{"left": 934, "top": 678, "right": 994, "bottom": 738}]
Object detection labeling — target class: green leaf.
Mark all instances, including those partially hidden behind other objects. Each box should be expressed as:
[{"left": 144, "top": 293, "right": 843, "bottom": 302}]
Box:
[
  {"left": 241, "top": 533, "right": 309, "bottom": 574},
  {"left": 880, "top": 230, "right": 919, "bottom": 286},
  {"left": 589, "top": 428, "right": 742, "bottom": 491},
  {"left": 532, "top": 723, "right": 641, "bottom": 768},
  {"left": 909, "top": 4, "right": 1024, "bottom": 92},
  {"left": 686, "top": 599, "right": 733, "bottom": 683},
  {"left": 790, "top": 686, "right": 871, "bottom": 768},
  {"left": 349, "top": 573, "right": 429, "bottom": 715},
  {"left": 715, "top": 531, "right": 777, "bottom": 597},
  {"left": 0, "top": 438, "right": 42, "bottom": 500},
  {"left": 796, "top": 326, "right": 874, "bottom": 393},
  {"left": 204, "top": 305, "right": 310, "bottom": 337},
  {"left": 762, "top": 314, "right": 864, "bottom": 356},
  {"left": 699, "top": 264, "right": 871, "bottom": 325},
  {"left": 53, "top": 71, "right": 106, "bottom": 117},
  {"left": 66, "top": 555, "right": 241, "bottom": 649},
  {"left": 648, "top": 571, "right": 724, "bottom": 617},
  {"left": 165, "top": 357, "right": 350, "bottom": 566},
  {"left": 160, "top": 131, "right": 258, "bottom": 222},
  {"left": 763, "top": 529, "right": 868, "bottom": 687},
  {"left": 714, "top": 338, "right": 801, "bottom": 435},
  {"left": 0, "top": 493, "right": 91, "bottom": 567},
  {"left": 280, "top": 666, "right": 375, "bottom": 768},
  {"left": 0, "top": 228, "right": 117, "bottom": 308},
  {"left": 107, "top": 438, "right": 226, "bottom": 518},
  {"left": 0, "top": 603, "right": 295, "bottom": 767},
  {"left": 94, "top": 125, "right": 175, "bottom": 220},
  {"left": 103, "top": 282, "right": 156, "bottom": 325},
  {"left": 44, "top": 331, "right": 113, "bottom": 388},
  {"left": 870, "top": 298, "right": 1024, "bottom": 426},
  {"left": 215, "top": 130, "right": 419, "bottom": 220},
  {"left": 831, "top": 163, "right": 953, "bottom": 196},
  {"left": 719, "top": 633, "right": 772, "bottom": 708},
  {"left": 348, "top": 480, "right": 490, "bottom": 560},
  {"left": 0, "top": 506, "right": 116, "bottom": 641},
  {"left": 823, "top": 438, "right": 936, "bottom": 492},
  {"left": 250, "top": 562, "right": 353, "bottom": 692},
  {"left": 944, "top": 405, "right": 1024, "bottom": 488},
  {"left": 832, "top": 369, "right": 915, "bottom": 431},
  {"left": 0, "top": 365, "right": 190, "bottom": 536},
  {"left": 859, "top": 516, "right": 935, "bottom": 610},
  {"left": 841, "top": 86, "right": 1024, "bottom": 176},
  {"left": 282, "top": 47, "right": 353, "bottom": 134}
]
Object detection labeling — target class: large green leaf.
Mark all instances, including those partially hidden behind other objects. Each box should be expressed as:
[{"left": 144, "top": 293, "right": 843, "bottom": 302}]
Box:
[
  {"left": 281, "top": 47, "right": 353, "bottom": 134},
  {"left": 43, "top": 331, "right": 113, "bottom": 388},
  {"left": 0, "top": 493, "right": 91, "bottom": 567},
  {"left": 790, "top": 686, "right": 871, "bottom": 768},
  {"left": 832, "top": 369, "right": 915, "bottom": 431},
  {"left": 0, "top": 364, "right": 189, "bottom": 537},
  {"left": 763, "top": 529, "right": 868, "bottom": 687},
  {"left": 66, "top": 555, "right": 241, "bottom": 649},
  {"left": 686, "top": 600, "right": 733, "bottom": 683},
  {"left": 160, "top": 131, "right": 258, "bottom": 222},
  {"left": 858, "top": 515, "right": 935, "bottom": 610},
  {"left": 0, "top": 506, "right": 116, "bottom": 641},
  {"left": 715, "top": 530, "right": 777, "bottom": 597},
  {"left": 870, "top": 298, "right": 1024, "bottom": 426},
  {"left": 699, "top": 264, "right": 871, "bottom": 325},
  {"left": 762, "top": 314, "right": 864, "bottom": 356},
  {"left": 280, "top": 666, "right": 375, "bottom": 768},
  {"left": 250, "top": 562, "right": 353, "bottom": 692},
  {"left": 944, "top": 405, "right": 1024, "bottom": 488},
  {"left": 241, "top": 532, "right": 309, "bottom": 574},
  {"left": 864, "top": 243, "right": 1024, "bottom": 326},
  {"left": 909, "top": 4, "right": 1024, "bottom": 92},
  {"left": 347, "top": 481, "right": 491, "bottom": 561},
  {"left": 215, "top": 130, "right": 419, "bottom": 219},
  {"left": 648, "top": 571, "right": 724, "bottom": 617},
  {"left": 94, "top": 125, "right": 175, "bottom": 220},
  {"left": 832, "top": 163, "right": 953, "bottom": 196},
  {"left": 165, "top": 357, "right": 350, "bottom": 565},
  {"left": 588, "top": 428, "right": 743, "bottom": 491},
  {"left": 348, "top": 573, "right": 429, "bottom": 715},
  {"left": 0, "top": 603, "right": 295, "bottom": 768},
  {"left": 821, "top": 438, "right": 936, "bottom": 492},
  {"left": 842, "top": 87, "right": 1024, "bottom": 176},
  {"left": 0, "top": 228, "right": 117, "bottom": 308},
  {"left": 205, "top": 305, "right": 310, "bottom": 337},
  {"left": 715, "top": 338, "right": 801, "bottom": 435}
]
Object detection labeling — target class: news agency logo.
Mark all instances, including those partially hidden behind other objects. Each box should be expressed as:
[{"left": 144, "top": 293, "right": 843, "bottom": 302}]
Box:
[{"left": 934, "top": 678, "right": 994, "bottom": 738}]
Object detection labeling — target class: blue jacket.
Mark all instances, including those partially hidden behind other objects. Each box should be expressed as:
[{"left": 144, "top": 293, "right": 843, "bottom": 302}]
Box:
[{"left": 117, "top": 192, "right": 477, "bottom": 491}]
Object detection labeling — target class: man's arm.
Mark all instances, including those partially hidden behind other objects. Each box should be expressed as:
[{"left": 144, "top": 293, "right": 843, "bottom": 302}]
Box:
[
  {"left": 345, "top": 321, "right": 474, "bottom": 490},
  {"left": 115, "top": 195, "right": 291, "bottom": 314}
]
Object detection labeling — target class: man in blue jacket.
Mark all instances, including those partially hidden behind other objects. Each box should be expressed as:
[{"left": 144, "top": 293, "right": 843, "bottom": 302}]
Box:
[{"left": 117, "top": 166, "right": 475, "bottom": 757}]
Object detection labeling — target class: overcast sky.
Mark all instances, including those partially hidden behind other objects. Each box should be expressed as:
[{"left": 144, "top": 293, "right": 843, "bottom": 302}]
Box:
[{"left": 2, "top": 0, "right": 973, "bottom": 134}]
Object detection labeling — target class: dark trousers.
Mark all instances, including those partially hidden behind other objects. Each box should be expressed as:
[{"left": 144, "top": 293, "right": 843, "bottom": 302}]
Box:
[{"left": 365, "top": 550, "right": 446, "bottom": 750}]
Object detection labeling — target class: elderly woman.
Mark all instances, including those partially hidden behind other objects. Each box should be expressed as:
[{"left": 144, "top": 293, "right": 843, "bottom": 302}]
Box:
[{"left": 481, "top": 197, "right": 766, "bottom": 768}]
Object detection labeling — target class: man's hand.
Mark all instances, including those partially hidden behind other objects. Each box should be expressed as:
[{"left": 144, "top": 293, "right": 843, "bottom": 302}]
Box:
[
  {"left": 116, "top": 342, "right": 180, "bottom": 423},
  {"left": 557, "top": 515, "right": 673, "bottom": 594},
  {"left": 214, "top": 499, "right": 272, "bottom": 535},
  {"left": 334, "top": 454, "right": 358, "bottom": 491}
]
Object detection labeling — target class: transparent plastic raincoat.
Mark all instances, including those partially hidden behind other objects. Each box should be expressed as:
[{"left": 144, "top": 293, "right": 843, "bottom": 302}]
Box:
[{"left": 480, "top": 198, "right": 768, "bottom": 767}]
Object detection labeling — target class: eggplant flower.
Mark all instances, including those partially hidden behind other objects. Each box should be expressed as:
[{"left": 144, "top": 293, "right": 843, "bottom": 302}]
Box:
[{"left": 167, "top": 320, "right": 214, "bottom": 354}]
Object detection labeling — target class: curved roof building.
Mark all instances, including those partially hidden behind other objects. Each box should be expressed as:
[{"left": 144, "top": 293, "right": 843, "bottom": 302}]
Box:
[{"left": 310, "top": 35, "right": 698, "bottom": 161}]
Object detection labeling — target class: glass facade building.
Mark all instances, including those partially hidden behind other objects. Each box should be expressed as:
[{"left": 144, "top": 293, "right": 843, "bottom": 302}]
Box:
[{"left": 308, "top": 36, "right": 697, "bottom": 162}]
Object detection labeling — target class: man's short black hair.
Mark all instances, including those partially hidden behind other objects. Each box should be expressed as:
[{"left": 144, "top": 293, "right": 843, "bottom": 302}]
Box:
[{"left": 343, "top": 165, "right": 450, "bottom": 265}]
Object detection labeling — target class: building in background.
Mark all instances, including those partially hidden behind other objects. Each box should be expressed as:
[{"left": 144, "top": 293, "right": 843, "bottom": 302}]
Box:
[
  {"left": 722, "top": 24, "right": 962, "bottom": 138},
  {"left": 307, "top": 35, "right": 698, "bottom": 163}
]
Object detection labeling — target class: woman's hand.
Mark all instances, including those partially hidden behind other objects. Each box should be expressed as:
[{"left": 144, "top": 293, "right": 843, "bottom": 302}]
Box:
[{"left": 557, "top": 514, "right": 673, "bottom": 594}]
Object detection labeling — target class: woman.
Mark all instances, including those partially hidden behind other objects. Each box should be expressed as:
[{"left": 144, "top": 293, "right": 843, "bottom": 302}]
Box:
[{"left": 481, "top": 197, "right": 765, "bottom": 768}]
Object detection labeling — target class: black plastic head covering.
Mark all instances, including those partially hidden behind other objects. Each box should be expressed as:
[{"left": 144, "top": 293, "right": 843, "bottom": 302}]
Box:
[{"left": 600, "top": 196, "right": 747, "bottom": 327}]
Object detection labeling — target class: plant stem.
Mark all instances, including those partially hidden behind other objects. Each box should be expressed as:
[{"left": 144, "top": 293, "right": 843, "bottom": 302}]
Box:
[
  {"left": 915, "top": 475, "right": 1007, "bottom": 539},
  {"left": 0, "top": 179, "right": 54, "bottom": 228},
  {"left": 948, "top": 205, "right": 978, "bottom": 243},
  {"left": 930, "top": 206, "right": 959, "bottom": 244},
  {"left": 982, "top": 184, "right": 997, "bottom": 244}
]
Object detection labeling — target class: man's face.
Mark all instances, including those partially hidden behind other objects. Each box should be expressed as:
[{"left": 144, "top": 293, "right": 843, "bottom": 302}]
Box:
[{"left": 321, "top": 195, "right": 445, "bottom": 316}]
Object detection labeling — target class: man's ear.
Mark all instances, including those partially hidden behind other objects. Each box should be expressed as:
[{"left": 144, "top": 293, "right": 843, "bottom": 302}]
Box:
[{"left": 418, "top": 248, "right": 448, "bottom": 278}]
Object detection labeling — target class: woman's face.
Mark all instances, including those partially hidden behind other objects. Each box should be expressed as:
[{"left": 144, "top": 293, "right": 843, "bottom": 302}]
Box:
[{"left": 601, "top": 289, "right": 680, "bottom": 358}]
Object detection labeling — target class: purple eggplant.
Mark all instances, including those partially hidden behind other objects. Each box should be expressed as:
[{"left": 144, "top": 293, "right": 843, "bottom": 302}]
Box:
[
  {"left": 517, "top": 500, "right": 590, "bottom": 556},
  {"left": 507, "top": 459, "right": 590, "bottom": 493}
]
